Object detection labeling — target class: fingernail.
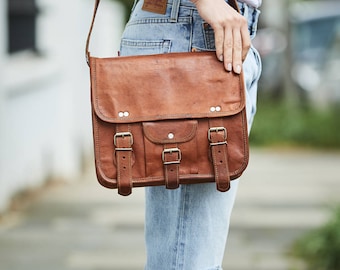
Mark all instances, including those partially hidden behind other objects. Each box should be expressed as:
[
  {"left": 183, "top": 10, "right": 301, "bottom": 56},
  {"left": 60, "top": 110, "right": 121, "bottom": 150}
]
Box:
[
  {"left": 219, "top": 55, "right": 224, "bottom": 62},
  {"left": 227, "top": 63, "right": 232, "bottom": 71},
  {"left": 235, "top": 65, "right": 242, "bottom": 74}
]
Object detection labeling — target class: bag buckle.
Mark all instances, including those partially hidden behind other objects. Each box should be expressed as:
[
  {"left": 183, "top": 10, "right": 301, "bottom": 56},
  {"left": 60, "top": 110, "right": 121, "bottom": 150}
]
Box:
[
  {"left": 162, "top": 148, "right": 182, "bottom": 165},
  {"left": 208, "top": 127, "right": 227, "bottom": 142},
  {"left": 114, "top": 132, "right": 133, "bottom": 149}
]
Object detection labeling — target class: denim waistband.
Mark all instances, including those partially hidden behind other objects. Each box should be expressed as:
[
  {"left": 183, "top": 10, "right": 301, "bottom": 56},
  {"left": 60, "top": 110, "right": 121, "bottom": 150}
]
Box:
[
  {"left": 166, "top": 0, "right": 260, "bottom": 38},
  {"left": 131, "top": 0, "right": 260, "bottom": 38}
]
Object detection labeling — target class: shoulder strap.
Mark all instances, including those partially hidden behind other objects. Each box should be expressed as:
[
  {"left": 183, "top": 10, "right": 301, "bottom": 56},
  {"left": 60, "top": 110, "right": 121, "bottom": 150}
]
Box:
[
  {"left": 85, "top": 0, "right": 240, "bottom": 64},
  {"left": 228, "top": 0, "right": 240, "bottom": 12},
  {"left": 85, "top": 0, "right": 100, "bottom": 65}
]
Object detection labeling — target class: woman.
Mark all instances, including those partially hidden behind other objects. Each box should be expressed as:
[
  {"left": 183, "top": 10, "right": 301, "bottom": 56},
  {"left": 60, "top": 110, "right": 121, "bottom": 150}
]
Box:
[{"left": 119, "top": 0, "right": 262, "bottom": 269}]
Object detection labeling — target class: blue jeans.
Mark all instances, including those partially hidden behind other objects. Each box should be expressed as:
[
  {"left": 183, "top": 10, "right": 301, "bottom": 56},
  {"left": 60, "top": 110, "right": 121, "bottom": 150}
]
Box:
[{"left": 120, "top": 1, "right": 261, "bottom": 269}]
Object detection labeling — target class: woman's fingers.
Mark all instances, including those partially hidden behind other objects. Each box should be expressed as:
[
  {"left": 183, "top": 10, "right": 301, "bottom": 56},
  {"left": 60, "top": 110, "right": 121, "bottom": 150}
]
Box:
[
  {"left": 214, "top": 26, "right": 225, "bottom": 63},
  {"left": 193, "top": 0, "right": 251, "bottom": 72},
  {"left": 222, "top": 26, "right": 233, "bottom": 72},
  {"left": 231, "top": 28, "right": 242, "bottom": 73},
  {"left": 212, "top": 10, "right": 250, "bottom": 74},
  {"left": 241, "top": 23, "right": 251, "bottom": 61},
  {"left": 225, "top": 16, "right": 249, "bottom": 74},
  {"left": 218, "top": 22, "right": 249, "bottom": 74}
]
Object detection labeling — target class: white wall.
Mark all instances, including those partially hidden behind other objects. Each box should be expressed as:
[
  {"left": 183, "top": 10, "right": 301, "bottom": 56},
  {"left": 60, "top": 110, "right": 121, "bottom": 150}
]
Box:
[{"left": 0, "top": 0, "right": 125, "bottom": 213}]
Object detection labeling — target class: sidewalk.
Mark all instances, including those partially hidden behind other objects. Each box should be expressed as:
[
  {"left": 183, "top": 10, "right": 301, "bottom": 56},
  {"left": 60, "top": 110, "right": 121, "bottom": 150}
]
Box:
[{"left": 0, "top": 148, "right": 339, "bottom": 270}]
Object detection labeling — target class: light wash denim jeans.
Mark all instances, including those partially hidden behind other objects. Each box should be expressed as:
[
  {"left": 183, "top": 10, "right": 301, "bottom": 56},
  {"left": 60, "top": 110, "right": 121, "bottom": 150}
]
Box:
[{"left": 120, "top": 1, "right": 261, "bottom": 269}]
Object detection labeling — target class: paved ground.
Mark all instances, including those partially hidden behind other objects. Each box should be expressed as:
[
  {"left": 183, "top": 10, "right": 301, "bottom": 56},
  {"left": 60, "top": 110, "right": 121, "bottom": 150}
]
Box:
[{"left": 0, "top": 148, "right": 340, "bottom": 270}]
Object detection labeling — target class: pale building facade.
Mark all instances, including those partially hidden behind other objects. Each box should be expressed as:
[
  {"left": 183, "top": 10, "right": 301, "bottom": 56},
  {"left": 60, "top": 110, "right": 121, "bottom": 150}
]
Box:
[{"left": 0, "top": 0, "right": 124, "bottom": 213}]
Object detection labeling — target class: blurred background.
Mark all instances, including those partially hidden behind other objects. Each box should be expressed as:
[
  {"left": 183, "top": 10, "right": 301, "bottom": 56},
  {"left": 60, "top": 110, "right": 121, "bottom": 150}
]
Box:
[
  {"left": 0, "top": 0, "right": 125, "bottom": 214},
  {"left": 0, "top": 0, "right": 339, "bottom": 269}
]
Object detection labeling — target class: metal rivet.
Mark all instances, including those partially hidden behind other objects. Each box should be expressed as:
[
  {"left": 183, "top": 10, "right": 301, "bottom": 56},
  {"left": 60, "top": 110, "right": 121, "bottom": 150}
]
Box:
[
  {"left": 118, "top": 112, "right": 124, "bottom": 117},
  {"left": 216, "top": 106, "right": 221, "bottom": 112},
  {"left": 210, "top": 107, "right": 216, "bottom": 112},
  {"left": 168, "top": 133, "right": 174, "bottom": 139},
  {"left": 123, "top": 111, "right": 129, "bottom": 117}
]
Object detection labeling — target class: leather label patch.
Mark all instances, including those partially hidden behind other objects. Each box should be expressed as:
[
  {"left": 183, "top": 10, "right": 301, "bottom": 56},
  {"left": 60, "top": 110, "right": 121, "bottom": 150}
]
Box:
[{"left": 142, "top": 0, "right": 167, "bottom": 14}]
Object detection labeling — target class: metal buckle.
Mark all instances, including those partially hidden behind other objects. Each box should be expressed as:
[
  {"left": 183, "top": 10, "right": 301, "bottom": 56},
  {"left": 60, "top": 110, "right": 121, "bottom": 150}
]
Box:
[
  {"left": 208, "top": 127, "right": 227, "bottom": 142},
  {"left": 114, "top": 132, "right": 133, "bottom": 147},
  {"left": 162, "top": 148, "right": 182, "bottom": 165}
]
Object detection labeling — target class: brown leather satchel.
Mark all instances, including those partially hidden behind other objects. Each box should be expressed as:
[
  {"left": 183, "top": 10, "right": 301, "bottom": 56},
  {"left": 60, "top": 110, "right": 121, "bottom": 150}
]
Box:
[{"left": 86, "top": 0, "right": 249, "bottom": 196}]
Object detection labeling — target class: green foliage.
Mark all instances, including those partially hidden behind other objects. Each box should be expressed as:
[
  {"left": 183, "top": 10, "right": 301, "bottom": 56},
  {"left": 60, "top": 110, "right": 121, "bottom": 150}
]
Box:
[
  {"left": 292, "top": 206, "right": 340, "bottom": 270},
  {"left": 250, "top": 99, "right": 340, "bottom": 149}
]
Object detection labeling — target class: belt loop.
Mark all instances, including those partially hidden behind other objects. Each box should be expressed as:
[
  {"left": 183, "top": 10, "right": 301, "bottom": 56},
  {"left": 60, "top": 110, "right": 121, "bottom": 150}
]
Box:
[{"left": 170, "top": 0, "right": 180, "bottom": 22}]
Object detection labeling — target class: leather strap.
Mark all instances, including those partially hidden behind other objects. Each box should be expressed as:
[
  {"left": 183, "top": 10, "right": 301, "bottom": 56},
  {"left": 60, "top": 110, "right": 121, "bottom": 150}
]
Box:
[
  {"left": 85, "top": 0, "right": 240, "bottom": 64},
  {"left": 86, "top": 0, "right": 100, "bottom": 65},
  {"left": 114, "top": 125, "right": 133, "bottom": 196},
  {"left": 208, "top": 119, "right": 230, "bottom": 192}
]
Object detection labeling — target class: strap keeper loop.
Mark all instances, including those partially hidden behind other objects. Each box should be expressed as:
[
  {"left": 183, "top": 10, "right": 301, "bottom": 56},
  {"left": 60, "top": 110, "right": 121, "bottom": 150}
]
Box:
[{"left": 210, "top": 141, "right": 227, "bottom": 147}]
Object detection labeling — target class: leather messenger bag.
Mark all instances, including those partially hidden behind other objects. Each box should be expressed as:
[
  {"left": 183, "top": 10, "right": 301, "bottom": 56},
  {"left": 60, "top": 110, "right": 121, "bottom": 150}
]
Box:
[{"left": 86, "top": 0, "right": 249, "bottom": 196}]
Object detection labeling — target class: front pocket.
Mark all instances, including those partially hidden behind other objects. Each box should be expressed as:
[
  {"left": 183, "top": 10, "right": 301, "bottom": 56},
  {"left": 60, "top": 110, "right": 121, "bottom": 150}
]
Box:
[
  {"left": 142, "top": 120, "right": 199, "bottom": 176},
  {"left": 203, "top": 22, "right": 216, "bottom": 50},
  {"left": 192, "top": 22, "right": 216, "bottom": 52}
]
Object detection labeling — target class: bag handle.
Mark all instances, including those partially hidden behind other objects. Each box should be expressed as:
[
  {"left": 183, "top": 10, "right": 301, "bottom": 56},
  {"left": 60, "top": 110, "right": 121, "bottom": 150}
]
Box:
[{"left": 85, "top": 0, "right": 240, "bottom": 65}]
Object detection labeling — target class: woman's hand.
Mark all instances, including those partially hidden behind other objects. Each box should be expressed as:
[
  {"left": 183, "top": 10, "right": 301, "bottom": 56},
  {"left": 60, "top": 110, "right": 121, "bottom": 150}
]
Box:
[{"left": 191, "top": 0, "right": 250, "bottom": 73}]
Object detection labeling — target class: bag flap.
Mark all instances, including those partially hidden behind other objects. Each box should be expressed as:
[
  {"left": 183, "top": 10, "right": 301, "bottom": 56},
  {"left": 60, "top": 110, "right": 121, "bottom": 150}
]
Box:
[{"left": 89, "top": 52, "right": 245, "bottom": 123}]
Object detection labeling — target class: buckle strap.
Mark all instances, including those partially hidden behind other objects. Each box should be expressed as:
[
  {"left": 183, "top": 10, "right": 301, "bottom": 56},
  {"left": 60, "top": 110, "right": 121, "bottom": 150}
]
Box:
[
  {"left": 114, "top": 126, "right": 133, "bottom": 196},
  {"left": 162, "top": 145, "right": 181, "bottom": 189},
  {"left": 208, "top": 120, "right": 230, "bottom": 192}
]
